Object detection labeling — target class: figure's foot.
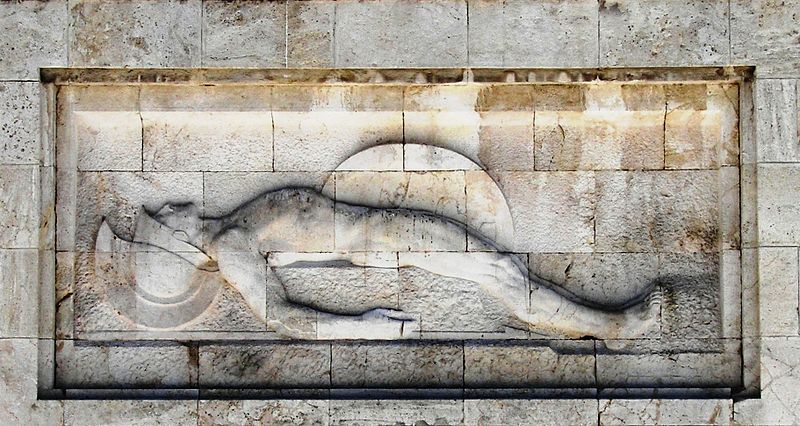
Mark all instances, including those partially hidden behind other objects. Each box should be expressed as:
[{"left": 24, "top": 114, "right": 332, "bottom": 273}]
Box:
[
  {"left": 316, "top": 308, "right": 420, "bottom": 340},
  {"left": 621, "top": 285, "right": 662, "bottom": 338}
]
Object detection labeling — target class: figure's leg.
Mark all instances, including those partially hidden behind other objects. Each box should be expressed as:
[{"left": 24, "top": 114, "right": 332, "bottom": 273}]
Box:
[
  {"left": 212, "top": 229, "right": 268, "bottom": 322},
  {"left": 398, "top": 252, "right": 660, "bottom": 339}
]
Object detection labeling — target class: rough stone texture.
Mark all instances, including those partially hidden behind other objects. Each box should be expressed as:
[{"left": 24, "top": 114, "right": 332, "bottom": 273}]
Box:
[
  {"left": 329, "top": 399, "right": 463, "bottom": 425},
  {"left": 69, "top": 0, "right": 201, "bottom": 67},
  {"left": 334, "top": 0, "right": 467, "bottom": 67},
  {"left": 528, "top": 252, "right": 659, "bottom": 308},
  {"left": 599, "top": 0, "right": 728, "bottom": 66},
  {"left": 0, "top": 0, "right": 67, "bottom": 80},
  {"left": 64, "top": 400, "right": 197, "bottom": 426},
  {"left": 469, "top": 0, "right": 598, "bottom": 67},
  {"left": 731, "top": 0, "right": 800, "bottom": 77},
  {"left": 0, "top": 165, "right": 39, "bottom": 248},
  {"left": 0, "top": 83, "right": 40, "bottom": 165},
  {"left": 534, "top": 111, "right": 665, "bottom": 171},
  {"left": 599, "top": 399, "right": 733, "bottom": 425},
  {"left": 735, "top": 337, "right": 800, "bottom": 425},
  {"left": 595, "top": 170, "right": 720, "bottom": 253},
  {"left": 74, "top": 111, "right": 142, "bottom": 171},
  {"left": 199, "top": 400, "right": 329, "bottom": 426},
  {"left": 55, "top": 340, "right": 197, "bottom": 388},
  {"left": 199, "top": 343, "right": 331, "bottom": 388},
  {"left": 142, "top": 111, "right": 273, "bottom": 171},
  {"left": 464, "top": 399, "right": 598, "bottom": 426},
  {"left": 0, "top": 249, "right": 38, "bottom": 338},
  {"left": 494, "top": 171, "right": 596, "bottom": 252},
  {"left": 288, "top": 0, "right": 335, "bottom": 67},
  {"left": 331, "top": 342, "right": 463, "bottom": 388},
  {"left": 202, "top": 0, "right": 285, "bottom": 67},
  {"left": 596, "top": 339, "right": 741, "bottom": 388},
  {"left": 464, "top": 341, "right": 595, "bottom": 388},
  {"left": 755, "top": 79, "right": 800, "bottom": 162},
  {"left": 204, "top": 171, "right": 329, "bottom": 216},
  {"left": 0, "top": 339, "right": 63, "bottom": 425},
  {"left": 758, "top": 164, "right": 800, "bottom": 245},
  {"left": 334, "top": 171, "right": 467, "bottom": 224},
  {"left": 399, "top": 265, "right": 508, "bottom": 332},
  {"left": 758, "top": 247, "right": 800, "bottom": 336}
]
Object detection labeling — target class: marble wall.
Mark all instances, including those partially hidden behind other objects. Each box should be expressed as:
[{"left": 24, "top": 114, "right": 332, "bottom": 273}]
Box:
[{"left": 0, "top": 0, "right": 799, "bottom": 425}]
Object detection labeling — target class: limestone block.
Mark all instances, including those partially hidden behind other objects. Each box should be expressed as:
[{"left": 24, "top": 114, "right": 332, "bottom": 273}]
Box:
[
  {"left": 329, "top": 399, "right": 463, "bottom": 425},
  {"left": 494, "top": 171, "right": 596, "bottom": 252},
  {"left": 273, "top": 255, "right": 400, "bottom": 316},
  {"left": 0, "top": 249, "right": 38, "bottom": 338},
  {"left": 204, "top": 171, "right": 329, "bottom": 216},
  {"left": 734, "top": 337, "right": 800, "bottom": 425},
  {"left": 599, "top": 399, "right": 733, "bottom": 425},
  {"left": 719, "top": 166, "right": 741, "bottom": 250},
  {"left": 596, "top": 339, "right": 741, "bottom": 388},
  {"left": 534, "top": 111, "right": 665, "bottom": 171},
  {"left": 331, "top": 342, "right": 463, "bottom": 388},
  {"left": 69, "top": 0, "right": 201, "bottom": 67},
  {"left": 475, "top": 111, "right": 535, "bottom": 171},
  {"left": 142, "top": 111, "right": 273, "bottom": 172},
  {"left": 64, "top": 400, "right": 197, "bottom": 426},
  {"left": 0, "top": 165, "right": 39, "bottom": 248},
  {"left": 758, "top": 164, "right": 800, "bottom": 245},
  {"left": 404, "top": 143, "right": 481, "bottom": 171},
  {"left": 731, "top": 0, "right": 800, "bottom": 77},
  {"left": 528, "top": 252, "right": 659, "bottom": 308},
  {"left": 595, "top": 170, "right": 719, "bottom": 253},
  {"left": 273, "top": 110, "right": 402, "bottom": 171},
  {"left": 74, "top": 111, "right": 142, "bottom": 171},
  {"left": 334, "top": 171, "right": 466, "bottom": 224},
  {"left": 463, "top": 399, "right": 598, "bottom": 426},
  {"left": 741, "top": 164, "right": 757, "bottom": 248},
  {"left": 404, "top": 86, "right": 536, "bottom": 171},
  {"left": 666, "top": 86, "right": 740, "bottom": 169},
  {"left": 335, "top": 144, "right": 403, "bottom": 172},
  {"left": 334, "top": 205, "right": 467, "bottom": 252},
  {"left": 754, "top": 79, "right": 799, "bottom": 162},
  {"left": 202, "top": 0, "right": 285, "bottom": 67},
  {"left": 658, "top": 253, "right": 721, "bottom": 339},
  {"left": 464, "top": 341, "right": 595, "bottom": 388},
  {"left": 469, "top": 0, "right": 598, "bottom": 67},
  {"left": 0, "top": 339, "right": 63, "bottom": 425},
  {"left": 140, "top": 85, "right": 271, "bottom": 112},
  {"left": 599, "top": 0, "right": 728, "bottom": 66},
  {"left": 721, "top": 250, "right": 742, "bottom": 339},
  {"left": 0, "top": 82, "right": 40, "bottom": 164},
  {"left": 334, "top": 0, "right": 467, "bottom": 67},
  {"left": 758, "top": 247, "right": 800, "bottom": 336},
  {"left": 55, "top": 340, "right": 197, "bottom": 388},
  {"left": 198, "top": 343, "right": 331, "bottom": 388},
  {"left": 55, "top": 251, "right": 74, "bottom": 339},
  {"left": 199, "top": 400, "right": 329, "bottom": 426},
  {"left": 288, "top": 0, "right": 335, "bottom": 67},
  {"left": 0, "top": 0, "right": 67, "bottom": 80}
]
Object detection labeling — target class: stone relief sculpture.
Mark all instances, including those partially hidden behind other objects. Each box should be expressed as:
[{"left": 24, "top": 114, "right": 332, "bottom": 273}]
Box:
[{"left": 95, "top": 144, "right": 661, "bottom": 340}]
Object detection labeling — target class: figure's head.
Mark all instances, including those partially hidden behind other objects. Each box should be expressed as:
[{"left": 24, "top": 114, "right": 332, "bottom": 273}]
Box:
[{"left": 149, "top": 202, "right": 202, "bottom": 244}]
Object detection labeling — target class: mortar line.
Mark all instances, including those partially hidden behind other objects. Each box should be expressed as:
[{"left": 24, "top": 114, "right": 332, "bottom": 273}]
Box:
[
  {"left": 331, "top": 2, "right": 338, "bottom": 66},
  {"left": 465, "top": 0, "right": 470, "bottom": 66},
  {"left": 284, "top": 0, "right": 289, "bottom": 67},
  {"left": 728, "top": 0, "right": 732, "bottom": 64},
  {"left": 200, "top": 0, "right": 204, "bottom": 67},
  {"left": 596, "top": 0, "right": 601, "bottom": 66}
]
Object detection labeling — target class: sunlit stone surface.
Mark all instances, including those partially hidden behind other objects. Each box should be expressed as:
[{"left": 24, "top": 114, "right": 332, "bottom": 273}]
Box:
[{"left": 49, "top": 73, "right": 742, "bottom": 395}]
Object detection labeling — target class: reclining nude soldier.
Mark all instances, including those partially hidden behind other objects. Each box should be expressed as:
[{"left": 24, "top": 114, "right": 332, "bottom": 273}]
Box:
[{"left": 134, "top": 187, "right": 661, "bottom": 339}]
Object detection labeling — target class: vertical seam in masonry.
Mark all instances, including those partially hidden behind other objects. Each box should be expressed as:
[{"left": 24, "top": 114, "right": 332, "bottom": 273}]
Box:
[{"left": 284, "top": 0, "right": 289, "bottom": 67}]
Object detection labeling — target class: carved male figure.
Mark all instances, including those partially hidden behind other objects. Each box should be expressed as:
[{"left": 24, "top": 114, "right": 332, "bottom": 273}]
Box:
[{"left": 136, "top": 187, "right": 660, "bottom": 339}]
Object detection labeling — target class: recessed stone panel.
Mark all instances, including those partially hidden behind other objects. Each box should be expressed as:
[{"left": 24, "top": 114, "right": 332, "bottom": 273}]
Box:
[{"left": 47, "top": 69, "right": 744, "bottom": 395}]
